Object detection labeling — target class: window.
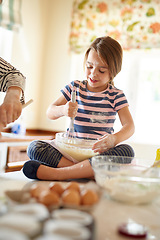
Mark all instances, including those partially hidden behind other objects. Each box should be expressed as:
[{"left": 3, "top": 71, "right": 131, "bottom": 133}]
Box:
[
  {"left": 128, "top": 50, "right": 160, "bottom": 145},
  {"left": 0, "top": 27, "right": 13, "bottom": 61}
]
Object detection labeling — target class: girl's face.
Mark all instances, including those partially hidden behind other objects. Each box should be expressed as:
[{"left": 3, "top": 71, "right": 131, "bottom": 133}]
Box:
[{"left": 85, "top": 49, "right": 110, "bottom": 92}]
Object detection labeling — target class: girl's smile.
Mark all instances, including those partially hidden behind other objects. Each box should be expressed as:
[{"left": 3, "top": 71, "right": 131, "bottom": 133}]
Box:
[
  {"left": 85, "top": 49, "right": 110, "bottom": 92},
  {"left": 89, "top": 77, "right": 98, "bottom": 83}
]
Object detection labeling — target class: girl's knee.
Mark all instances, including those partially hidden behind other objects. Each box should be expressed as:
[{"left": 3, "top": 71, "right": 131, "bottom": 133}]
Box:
[
  {"left": 100, "top": 144, "right": 135, "bottom": 158},
  {"left": 27, "top": 140, "right": 47, "bottom": 159},
  {"left": 121, "top": 144, "right": 135, "bottom": 158},
  {"left": 27, "top": 140, "right": 63, "bottom": 167}
]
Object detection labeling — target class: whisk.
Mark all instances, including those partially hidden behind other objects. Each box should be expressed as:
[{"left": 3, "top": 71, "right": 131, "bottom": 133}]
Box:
[{"left": 68, "top": 89, "right": 76, "bottom": 138}]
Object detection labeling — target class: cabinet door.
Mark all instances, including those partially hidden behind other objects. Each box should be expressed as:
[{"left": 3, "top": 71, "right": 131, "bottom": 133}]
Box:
[{"left": 7, "top": 146, "right": 29, "bottom": 163}]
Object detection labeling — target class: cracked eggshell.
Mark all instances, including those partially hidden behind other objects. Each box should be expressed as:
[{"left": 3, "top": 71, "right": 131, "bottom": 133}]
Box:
[
  {"left": 43, "top": 219, "right": 91, "bottom": 240},
  {"left": 35, "top": 233, "right": 70, "bottom": 240},
  {"left": 11, "top": 203, "right": 49, "bottom": 221},
  {"left": 0, "top": 213, "right": 41, "bottom": 238},
  {"left": 51, "top": 208, "right": 93, "bottom": 226},
  {"left": 0, "top": 227, "right": 29, "bottom": 240}
]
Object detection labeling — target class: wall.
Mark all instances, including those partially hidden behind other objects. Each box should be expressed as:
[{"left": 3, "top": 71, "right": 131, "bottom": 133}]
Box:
[
  {"left": 11, "top": 0, "right": 73, "bottom": 132},
  {"left": 37, "top": 0, "right": 73, "bottom": 131},
  {"left": 11, "top": 0, "right": 44, "bottom": 128}
]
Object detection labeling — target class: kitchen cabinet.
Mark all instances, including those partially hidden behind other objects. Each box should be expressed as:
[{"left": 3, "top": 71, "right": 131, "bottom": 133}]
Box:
[
  {"left": 0, "top": 132, "right": 55, "bottom": 172},
  {"left": 0, "top": 141, "right": 30, "bottom": 172}
]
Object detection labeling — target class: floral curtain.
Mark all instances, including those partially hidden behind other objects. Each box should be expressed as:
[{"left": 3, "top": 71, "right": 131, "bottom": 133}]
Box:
[
  {"left": 0, "top": 0, "right": 22, "bottom": 31},
  {"left": 69, "top": 0, "right": 160, "bottom": 53}
]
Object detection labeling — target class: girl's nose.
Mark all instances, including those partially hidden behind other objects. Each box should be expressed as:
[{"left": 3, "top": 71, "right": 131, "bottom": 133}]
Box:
[{"left": 91, "top": 68, "right": 97, "bottom": 77}]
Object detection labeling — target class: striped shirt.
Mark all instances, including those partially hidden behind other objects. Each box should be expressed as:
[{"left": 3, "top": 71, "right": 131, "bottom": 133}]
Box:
[
  {"left": 0, "top": 57, "right": 25, "bottom": 103},
  {"left": 61, "top": 80, "right": 129, "bottom": 140}
]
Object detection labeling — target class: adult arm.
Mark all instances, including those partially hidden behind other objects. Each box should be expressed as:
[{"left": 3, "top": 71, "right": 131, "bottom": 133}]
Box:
[{"left": 0, "top": 57, "right": 26, "bottom": 132}]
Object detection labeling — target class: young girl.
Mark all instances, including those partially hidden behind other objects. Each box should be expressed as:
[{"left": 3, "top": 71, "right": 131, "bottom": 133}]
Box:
[{"left": 23, "top": 36, "right": 135, "bottom": 180}]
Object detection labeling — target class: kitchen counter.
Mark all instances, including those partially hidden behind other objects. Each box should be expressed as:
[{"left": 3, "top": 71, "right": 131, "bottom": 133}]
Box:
[
  {"left": 0, "top": 133, "right": 55, "bottom": 172},
  {"left": 0, "top": 171, "right": 160, "bottom": 240},
  {"left": 0, "top": 132, "right": 55, "bottom": 142}
]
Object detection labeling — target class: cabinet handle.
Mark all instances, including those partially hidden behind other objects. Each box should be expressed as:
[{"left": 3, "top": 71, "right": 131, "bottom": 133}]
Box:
[{"left": 20, "top": 149, "right": 27, "bottom": 153}]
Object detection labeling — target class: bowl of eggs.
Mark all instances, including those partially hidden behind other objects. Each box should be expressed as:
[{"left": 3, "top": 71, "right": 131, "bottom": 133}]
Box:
[
  {"left": 91, "top": 155, "right": 160, "bottom": 205},
  {"left": 55, "top": 132, "right": 97, "bottom": 162}
]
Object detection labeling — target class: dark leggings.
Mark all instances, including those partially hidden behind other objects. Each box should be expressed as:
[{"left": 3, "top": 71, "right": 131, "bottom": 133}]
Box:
[{"left": 27, "top": 140, "right": 135, "bottom": 167}]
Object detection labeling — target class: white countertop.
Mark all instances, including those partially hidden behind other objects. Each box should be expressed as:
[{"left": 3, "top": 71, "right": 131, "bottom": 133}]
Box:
[{"left": 0, "top": 171, "right": 160, "bottom": 240}]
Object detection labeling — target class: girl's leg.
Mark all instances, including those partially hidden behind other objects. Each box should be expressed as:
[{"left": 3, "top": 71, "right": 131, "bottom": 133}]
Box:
[
  {"left": 37, "top": 159, "right": 94, "bottom": 180},
  {"left": 23, "top": 140, "right": 92, "bottom": 180},
  {"left": 23, "top": 159, "right": 94, "bottom": 181},
  {"left": 27, "top": 140, "right": 74, "bottom": 168},
  {"left": 102, "top": 144, "right": 134, "bottom": 157},
  {"left": 90, "top": 144, "right": 135, "bottom": 164}
]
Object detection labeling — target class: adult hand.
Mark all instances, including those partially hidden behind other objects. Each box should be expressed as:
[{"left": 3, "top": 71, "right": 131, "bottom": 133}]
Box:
[
  {"left": 0, "top": 87, "right": 22, "bottom": 132},
  {"left": 92, "top": 134, "right": 116, "bottom": 154}
]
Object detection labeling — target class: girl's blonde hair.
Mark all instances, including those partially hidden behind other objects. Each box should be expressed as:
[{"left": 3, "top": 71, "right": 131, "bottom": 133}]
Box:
[{"left": 84, "top": 36, "right": 123, "bottom": 85}]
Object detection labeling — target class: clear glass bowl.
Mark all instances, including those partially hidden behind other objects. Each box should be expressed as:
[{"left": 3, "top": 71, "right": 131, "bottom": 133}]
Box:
[
  {"left": 91, "top": 155, "right": 160, "bottom": 204},
  {"left": 55, "top": 132, "right": 97, "bottom": 162}
]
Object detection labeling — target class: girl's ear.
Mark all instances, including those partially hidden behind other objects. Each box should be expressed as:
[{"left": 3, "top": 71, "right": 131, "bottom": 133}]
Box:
[{"left": 109, "top": 72, "right": 112, "bottom": 83}]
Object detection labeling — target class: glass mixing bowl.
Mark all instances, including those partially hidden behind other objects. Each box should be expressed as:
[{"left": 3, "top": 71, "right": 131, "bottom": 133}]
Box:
[
  {"left": 91, "top": 155, "right": 160, "bottom": 204},
  {"left": 55, "top": 132, "right": 97, "bottom": 162}
]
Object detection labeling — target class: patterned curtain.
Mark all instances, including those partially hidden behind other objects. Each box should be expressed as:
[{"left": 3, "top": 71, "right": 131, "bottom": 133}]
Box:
[
  {"left": 69, "top": 0, "right": 160, "bottom": 53},
  {"left": 0, "top": 0, "right": 22, "bottom": 31}
]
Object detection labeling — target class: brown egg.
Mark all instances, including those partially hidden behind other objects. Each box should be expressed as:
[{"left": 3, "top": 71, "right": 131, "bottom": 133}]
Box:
[
  {"left": 30, "top": 183, "right": 47, "bottom": 199},
  {"left": 38, "top": 190, "right": 60, "bottom": 206},
  {"left": 49, "top": 182, "right": 64, "bottom": 196},
  {"left": 65, "top": 181, "right": 80, "bottom": 193},
  {"left": 61, "top": 189, "right": 81, "bottom": 206},
  {"left": 81, "top": 189, "right": 99, "bottom": 206}
]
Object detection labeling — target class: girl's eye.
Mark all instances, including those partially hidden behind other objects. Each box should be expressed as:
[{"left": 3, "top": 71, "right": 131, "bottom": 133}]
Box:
[
  {"left": 87, "top": 65, "right": 92, "bottom": 69},
  {"left": 99, "top": 70, "right": 105, "bottom": 73}
]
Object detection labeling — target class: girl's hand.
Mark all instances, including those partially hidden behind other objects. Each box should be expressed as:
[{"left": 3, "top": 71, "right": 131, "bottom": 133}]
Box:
[
  {"left": 46, "top": 95, "right": 78, "bottom": 120},
  {"left": 64, "top": 101, "right": 78, "bottom": 118},
  {"left": 92, "top": 134, "right": 116, "bottom": 153}
]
